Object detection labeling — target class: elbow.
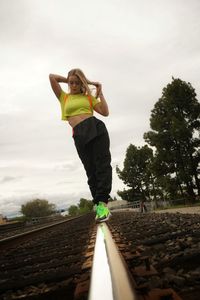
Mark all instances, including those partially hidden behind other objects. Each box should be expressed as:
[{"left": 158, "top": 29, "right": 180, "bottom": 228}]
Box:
[
  {"left": 49, "top": 74, "right": 53, "bottom": 82},
  {"left": 103, "top": 110, "right": 109, "bottom": 117},
  {"left": 49, "top": 73, "right": 57, "bottom": 81}
]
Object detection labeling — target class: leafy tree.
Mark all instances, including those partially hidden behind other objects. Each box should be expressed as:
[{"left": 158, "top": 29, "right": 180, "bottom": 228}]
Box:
[
  {"left": 144, "top": 77, "right": 200, "bottom": 201},
  {"left": 68, "top": 205, "right": 79, "bottom": 216},
  {"left": 68, "top": 198, "right": 93, "bottom": 216},
  {"left": 78, "top": 198, "right": 93, "bottom": 214},
  {"left": 117, "top": 187, "right": 141, "bottom": 202},
  {"left": 116, "top": 144, "right": 154, "bottom": 202},
  {"left": 21, "top": 199, "right": 56, "bottom": 218}
]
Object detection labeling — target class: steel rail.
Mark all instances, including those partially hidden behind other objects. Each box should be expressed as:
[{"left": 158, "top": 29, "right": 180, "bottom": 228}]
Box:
[
  {"left": 0, "top": 215, "right": 87, "bottom": 251},
  {"left": 88, "top": 222, "right": 138, "bottom": 300}
]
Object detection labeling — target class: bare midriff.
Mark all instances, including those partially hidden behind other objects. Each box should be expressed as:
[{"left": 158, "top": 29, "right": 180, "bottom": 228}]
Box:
[{"left": 67, "top": 114, "right": 93, "bottom": 128}]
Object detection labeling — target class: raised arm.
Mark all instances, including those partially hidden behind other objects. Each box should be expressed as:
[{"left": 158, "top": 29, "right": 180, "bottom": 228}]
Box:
[
  {"left": 93, "top": 83, "right": 109, "bottom": 117},
  {"left": 49, "top": 74, "right": 68, "bottom": 99}
]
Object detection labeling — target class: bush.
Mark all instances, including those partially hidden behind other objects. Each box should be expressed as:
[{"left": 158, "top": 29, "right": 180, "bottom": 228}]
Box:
[
  {"left": 68, "top": 198, "right": 93, "bottom": 216},
  {"left": 21, "top": 199, "right": 56, "bottom": 218}
]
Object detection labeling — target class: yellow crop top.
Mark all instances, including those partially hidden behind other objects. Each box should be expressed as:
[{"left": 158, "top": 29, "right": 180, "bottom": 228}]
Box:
[{"left": 59, "top": 91, "right": 100, "bottom": 121}]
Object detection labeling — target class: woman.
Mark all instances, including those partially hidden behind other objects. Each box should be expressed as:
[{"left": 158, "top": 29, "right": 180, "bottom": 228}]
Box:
[{"left": 49, "top": 68, "right": 112, "bottom": 222}]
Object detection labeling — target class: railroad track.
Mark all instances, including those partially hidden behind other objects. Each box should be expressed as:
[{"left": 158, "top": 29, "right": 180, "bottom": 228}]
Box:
[
  {"left": 0, "top": 211, "right": 199, "bottom": 299},
  {"left": 0, "top": 217, "right": 70, "bottom": 240},
  {"left": 0, "top": 214, "right": 95, "bottom": 300},
  {"left": 108, "top": 211, "right": 200, "bottom": 300}
]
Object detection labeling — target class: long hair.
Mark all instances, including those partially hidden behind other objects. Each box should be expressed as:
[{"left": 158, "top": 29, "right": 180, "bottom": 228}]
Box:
[{"left": 67, "top": 68, "right": 92, "bottom": 95}]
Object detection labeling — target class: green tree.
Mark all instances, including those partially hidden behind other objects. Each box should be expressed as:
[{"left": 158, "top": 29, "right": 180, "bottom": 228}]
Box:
[
  {"left": 21, "top": 199, "right": 56, "bottom": 218},
  {"left": 68, "top": 198, "right": 93, "bottom": 216},
  {"left": 144, "top": 77, "right": 200, "bottom": 201},
  {"left": 68, "top": 205, "right": 79, "bottom": 216},
  {"left": 78, "top": 198, "right": 93, "bottom": 214},
  {"left": 116, "top": 144, "right": 154, "bottom": 202},
  {"left": 117, "top": 187, "right": 140, "bottom": 202}
]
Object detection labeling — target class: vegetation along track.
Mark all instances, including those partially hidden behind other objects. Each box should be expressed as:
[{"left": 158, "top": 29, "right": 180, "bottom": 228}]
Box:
[{"left": 1, "top": 211, "right": 200, "bottom": 299}]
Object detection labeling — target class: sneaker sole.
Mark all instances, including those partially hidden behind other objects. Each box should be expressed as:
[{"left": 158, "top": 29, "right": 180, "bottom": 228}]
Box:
[{"left": 95, "top": 212, "right": 111, "bottom": 223}]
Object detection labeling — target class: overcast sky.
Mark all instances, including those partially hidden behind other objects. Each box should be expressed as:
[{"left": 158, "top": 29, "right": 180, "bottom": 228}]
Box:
[{"left": 1, "top": 0, "right": 200, "bottom": 217}]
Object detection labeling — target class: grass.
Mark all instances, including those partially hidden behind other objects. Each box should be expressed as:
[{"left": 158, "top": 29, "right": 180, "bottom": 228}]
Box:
[{"left": 155, "top": 201, "right": 200, "bottom": 211}]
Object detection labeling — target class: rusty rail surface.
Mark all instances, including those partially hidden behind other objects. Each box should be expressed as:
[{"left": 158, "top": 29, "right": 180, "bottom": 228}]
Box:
[
  {"left": 108, "top": 211, "right": 200, "bottom": 300},
  {"left": 88, "top": 223, "right": 137, "bottom": 300},
  {"left": 88, "top": 222, "right": 182, "bottom": 300}
]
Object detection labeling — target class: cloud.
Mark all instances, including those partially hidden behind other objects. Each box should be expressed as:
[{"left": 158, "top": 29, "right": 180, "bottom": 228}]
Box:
[
  {"left": 0, "top": 0, "right": 200, "bottom": 216},
  {"left": 0, "top": 176, "right": 19, "bottom": 183}
]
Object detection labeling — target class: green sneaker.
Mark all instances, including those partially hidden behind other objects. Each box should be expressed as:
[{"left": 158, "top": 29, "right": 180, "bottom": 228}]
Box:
[{"left": 95, "top": 202, "right": 111, "bottom": 222}]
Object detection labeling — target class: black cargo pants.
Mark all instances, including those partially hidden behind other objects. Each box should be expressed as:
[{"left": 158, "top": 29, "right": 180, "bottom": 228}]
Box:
[{"left": 73, "top": 117, "right": 112, "bottom": 205}]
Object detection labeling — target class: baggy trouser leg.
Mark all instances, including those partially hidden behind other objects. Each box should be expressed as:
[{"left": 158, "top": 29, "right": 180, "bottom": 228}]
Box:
[
  {"left": 74, "top": 141, "right": 97, "bottom": 200},
  {"left": 91, "top": 130, "right": 112, "bottom": 204}
]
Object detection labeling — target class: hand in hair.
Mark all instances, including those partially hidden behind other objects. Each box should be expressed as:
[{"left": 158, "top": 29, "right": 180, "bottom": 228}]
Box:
[
  {"left": 95, "top": 83, "right": 102, "bottom": 98},
  {"left": 87, "top": 81, "right": 102, "bottom": 98}
]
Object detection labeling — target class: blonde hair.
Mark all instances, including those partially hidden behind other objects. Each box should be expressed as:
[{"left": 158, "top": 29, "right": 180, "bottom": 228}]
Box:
[{"left": 67, "top": 68, "right": 92, "bottom": 95}]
